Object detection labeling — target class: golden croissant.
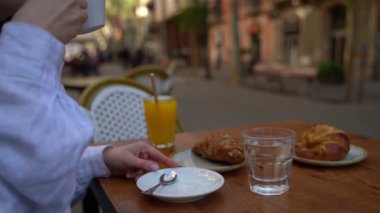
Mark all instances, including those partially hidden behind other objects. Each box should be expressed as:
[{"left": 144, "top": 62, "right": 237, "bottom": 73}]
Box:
[
  {"left": 192, "top": 133, "right": 245, "bottom": 164},
  {"left": 296, "top": 124, "right": 350, "bottom": 161}
]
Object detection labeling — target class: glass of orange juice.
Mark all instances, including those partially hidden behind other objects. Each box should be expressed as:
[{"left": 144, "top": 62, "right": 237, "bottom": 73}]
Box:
[{"left": 144, "top": 96, "right": 177, "bottom": 149}]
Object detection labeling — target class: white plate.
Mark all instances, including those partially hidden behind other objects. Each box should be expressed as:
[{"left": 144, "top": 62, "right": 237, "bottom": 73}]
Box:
[
  {"left": 294, "top": 144, "right": 368, "bottom": 167},
  {"left": 136, "top": 167, "right": 224, "bottom": 203},
  {"left": 171, "top": 149, "right": 246, "bottom": 173}
]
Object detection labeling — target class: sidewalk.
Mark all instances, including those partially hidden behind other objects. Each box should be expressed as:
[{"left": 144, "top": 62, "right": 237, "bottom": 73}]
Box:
[{"left": 66, "top": 62, "right": 380, "bottom": 139}]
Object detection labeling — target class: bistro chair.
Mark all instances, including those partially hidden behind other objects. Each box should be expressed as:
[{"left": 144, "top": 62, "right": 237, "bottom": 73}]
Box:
[
  {"left": 78, "top": 77, "right": 184, "bottom": 144},
  {"left": 125, "top": 65, "right": 173, "bottom": 95},
  {"left": 78, "top": 77, "right": 184, "bottom": 213},
  {"left": 78, "top": 78, "right": 153, "bottom": 143},
  {"left": 166, "top": 59, "right": 180, "bottom": 76}
]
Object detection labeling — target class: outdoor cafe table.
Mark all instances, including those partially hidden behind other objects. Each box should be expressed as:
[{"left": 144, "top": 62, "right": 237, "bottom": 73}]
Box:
[{"left": 90, "top": 120, "right": 380, "bottom": 213}]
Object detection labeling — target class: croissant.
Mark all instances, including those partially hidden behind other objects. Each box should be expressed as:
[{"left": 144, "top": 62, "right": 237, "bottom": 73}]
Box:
[
  {"left": 296, "top": 124, "right": 350, "bottom": 161},
  {"left": 192, "top": 133, "right": 245, "bottom": 164}
]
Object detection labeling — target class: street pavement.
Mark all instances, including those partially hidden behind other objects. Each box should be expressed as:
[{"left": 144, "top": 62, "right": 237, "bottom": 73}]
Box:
[
  {"left": 66, "top": 62, "right": 380, "bottom": 139},
  {"left": 172, "top": 67, "right": 380, "bottom": 139}
]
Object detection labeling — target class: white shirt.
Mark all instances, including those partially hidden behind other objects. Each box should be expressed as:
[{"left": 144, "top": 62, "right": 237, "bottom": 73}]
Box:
[{"left": 0, "top": 22, "right": 111, "bottom": 212}]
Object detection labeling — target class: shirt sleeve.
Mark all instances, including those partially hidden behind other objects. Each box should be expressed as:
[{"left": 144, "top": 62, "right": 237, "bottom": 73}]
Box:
[
  {"left": 72, "top": 145, "right": 112, "bottom": 205},
  {"left": 0, "top": 22, "right": 94, "bottom": 212}
]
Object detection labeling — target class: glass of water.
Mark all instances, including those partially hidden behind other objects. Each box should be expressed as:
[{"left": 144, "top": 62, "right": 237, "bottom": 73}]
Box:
[{"left": 241, "top": 128, "right": 296, "bottom": 195}]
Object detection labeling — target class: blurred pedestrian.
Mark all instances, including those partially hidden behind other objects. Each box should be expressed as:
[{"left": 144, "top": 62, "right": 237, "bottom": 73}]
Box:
[
  {"left": 132, "top": 48, "right": 145, "bottom": 67},
  {"left": 118, "top": 46, "right": 132, "bottom": 68},
  {"left": 80, "top": 49, "right": 100, "bottom": 76}
]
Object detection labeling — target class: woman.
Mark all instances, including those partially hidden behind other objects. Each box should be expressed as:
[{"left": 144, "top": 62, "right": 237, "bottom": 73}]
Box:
[{"left": 0, "top": 0, "right": 178, "bottom": 212}]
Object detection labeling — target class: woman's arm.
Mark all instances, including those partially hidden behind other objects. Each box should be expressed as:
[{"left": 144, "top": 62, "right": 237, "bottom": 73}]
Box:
[{"left": 0, "top": 21, "right": 91, "bottom": 212}]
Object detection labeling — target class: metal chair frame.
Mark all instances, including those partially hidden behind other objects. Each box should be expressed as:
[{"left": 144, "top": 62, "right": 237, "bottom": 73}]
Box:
[{"left": 125, "top": 65, "right": 173, "bottom": 95}]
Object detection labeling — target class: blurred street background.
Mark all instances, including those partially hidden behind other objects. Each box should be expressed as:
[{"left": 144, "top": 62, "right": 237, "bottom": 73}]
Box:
[
  {"left": 67, "top": 0, "right": 380, "bottom": 212},
  {"left": 65, "top": 0, "right": 380, "bottom": 136}
]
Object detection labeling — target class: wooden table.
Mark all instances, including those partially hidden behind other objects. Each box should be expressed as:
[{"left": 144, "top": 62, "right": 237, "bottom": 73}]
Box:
[{"left": 90, "top": 120, "right": 380, "bottom": 212}]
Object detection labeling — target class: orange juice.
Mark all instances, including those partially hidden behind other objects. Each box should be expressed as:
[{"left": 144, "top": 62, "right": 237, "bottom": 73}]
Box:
[{"left": 144, "top": 96, "right": 177, "bottom": 149}]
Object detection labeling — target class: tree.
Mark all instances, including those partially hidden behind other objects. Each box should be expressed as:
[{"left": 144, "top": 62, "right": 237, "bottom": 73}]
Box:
[
  {"left": 230, "top": 0, "right": 242, "bottom": 84},
  {"left": 103, "top": 0, "right": 136, "bottom": 50},
  {"left": 106, "top": 0, "right": 135, "bottom": 24},
  {"left": 177, "top": 0, "right": 212, "bottom": 80}
]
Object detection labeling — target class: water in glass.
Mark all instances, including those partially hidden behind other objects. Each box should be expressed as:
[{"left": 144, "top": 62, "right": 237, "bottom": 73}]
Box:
[{"left": 244, "top": 138, "right": 294, "bottom": 195}]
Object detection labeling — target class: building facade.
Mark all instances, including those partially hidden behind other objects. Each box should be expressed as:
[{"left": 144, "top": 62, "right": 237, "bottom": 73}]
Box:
[
  {"left": 208, "top": 0, "right": 380, "bottom": 81},
  {"left": 208, "top": 0, "right": 273, "bottom": 72},
  {"left": 149, "top": 0, "right": 196, "bottom": 64}
]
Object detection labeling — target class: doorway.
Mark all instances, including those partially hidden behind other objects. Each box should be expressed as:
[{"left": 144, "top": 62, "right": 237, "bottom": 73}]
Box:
[
  {"left": 329, "top": 4, "right": 346, "bottom": 63},
  {"left": 283, "top": 14, "right": 299, "bottom": 65},
  {"left": 375, "top": 3, "right": 380, "bottom": 79}
]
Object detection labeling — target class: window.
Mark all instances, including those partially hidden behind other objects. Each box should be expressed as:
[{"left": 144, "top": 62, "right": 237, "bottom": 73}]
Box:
[
  {"left": 246, "top": 0, "right": 260, "bottom": 7},
  {"left": 329, "top": 5, "right": 346, "bottom": 63},
  {"left": 250, "top": 23, "right": 261, "bottom": 63},
  {"left": 283, "top": 14, "right": 300, "bottom": 64},
  {"left": 212, "top": 0, "right": 222, "bottom": 21}
]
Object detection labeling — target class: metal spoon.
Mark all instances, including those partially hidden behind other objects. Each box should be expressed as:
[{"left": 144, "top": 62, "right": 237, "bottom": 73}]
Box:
[{"left": 142, "top": 170, "right": 178, "bottom": 195}]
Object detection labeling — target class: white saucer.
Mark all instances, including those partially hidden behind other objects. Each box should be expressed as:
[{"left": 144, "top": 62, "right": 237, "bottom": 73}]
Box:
[
  {"left": 294, "top": 144, "right": 367, "bottom": 167},
  {"left": 136, "top": 167, "right": 224, "bottom": 203},
  {"left": 171, "top": 149, "right": 246, "bottom": 173}
]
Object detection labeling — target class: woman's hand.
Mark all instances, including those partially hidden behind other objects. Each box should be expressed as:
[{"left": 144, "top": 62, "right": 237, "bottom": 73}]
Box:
[
  {"left": 12, "top": 0, "right": 88, "bottom": 43},
  {"left": 102, "top": 141, "right": 179, "bottom": 179}
]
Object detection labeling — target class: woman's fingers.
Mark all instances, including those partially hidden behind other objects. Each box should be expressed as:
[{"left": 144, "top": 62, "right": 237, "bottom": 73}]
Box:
[
  {"left": 144, "top": 146, "right": 179, "bottom": 168},
  {"left": 125, "top": 169, "right": 144, "bottom": 179}
]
